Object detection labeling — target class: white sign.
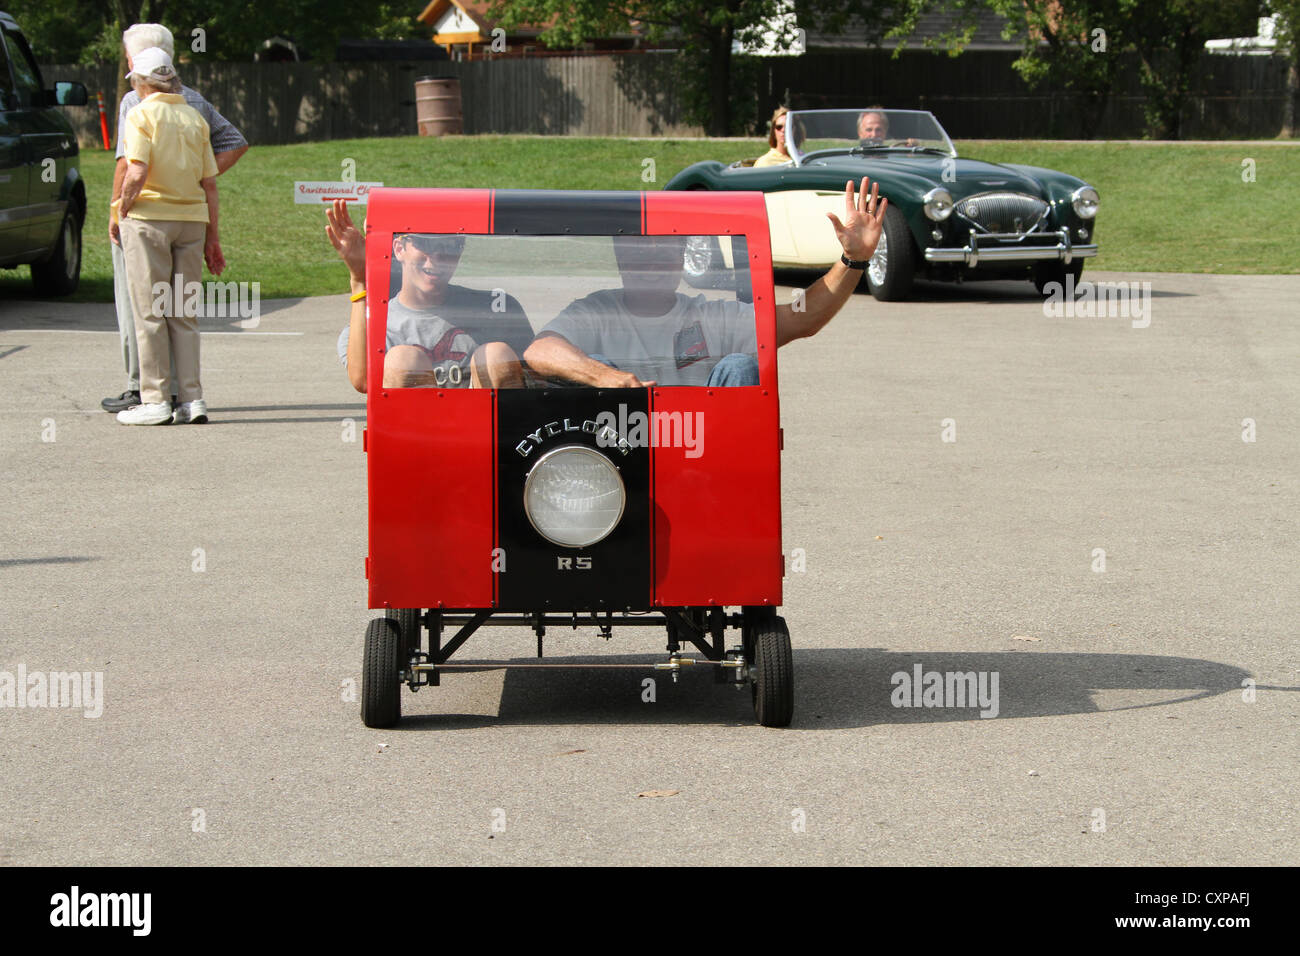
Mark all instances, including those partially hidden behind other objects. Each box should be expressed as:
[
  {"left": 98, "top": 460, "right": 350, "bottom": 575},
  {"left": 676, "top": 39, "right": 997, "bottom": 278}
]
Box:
[{"left": 294, "top": 181, "right": 383, "bottom": 204}]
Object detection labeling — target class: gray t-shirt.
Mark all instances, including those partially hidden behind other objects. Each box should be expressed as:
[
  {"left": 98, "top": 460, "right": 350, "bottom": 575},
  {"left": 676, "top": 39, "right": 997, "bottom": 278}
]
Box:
[
  {"left": 542, "top": 289, "right": 756, "bottom": 386},
  {"left": 337, "top": 296, "right": 474, "bottom": 383},
  {"left": 116, "top": 85, "right": 247, "bottom": 159},
  {"left": 337, "top": 286, "right": 532, "bottom": 384}
]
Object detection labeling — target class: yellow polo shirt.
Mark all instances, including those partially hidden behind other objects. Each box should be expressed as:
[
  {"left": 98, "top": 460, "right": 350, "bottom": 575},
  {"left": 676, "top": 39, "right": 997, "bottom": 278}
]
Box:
[{"left": 123, "top": 92, "right": 219, "bottom": 222}]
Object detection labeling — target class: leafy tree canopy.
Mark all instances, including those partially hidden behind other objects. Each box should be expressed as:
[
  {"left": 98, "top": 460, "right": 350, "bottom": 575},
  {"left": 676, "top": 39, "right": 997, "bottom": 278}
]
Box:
[
  {"left": 11, "top": 0, "right": 431, "bottom": 64},
  {"left": 485, "top": 0, "right": 900, "bottom": 134},
  {"left": 889, "top": 0, "right": 1264, "bottom": 137}
]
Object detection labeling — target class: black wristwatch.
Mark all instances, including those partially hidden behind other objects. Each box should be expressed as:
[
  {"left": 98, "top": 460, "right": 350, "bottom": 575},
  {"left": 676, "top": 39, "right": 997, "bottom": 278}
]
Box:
[{"left": 840, "top": 253, "right": 870, "bottom": 270}]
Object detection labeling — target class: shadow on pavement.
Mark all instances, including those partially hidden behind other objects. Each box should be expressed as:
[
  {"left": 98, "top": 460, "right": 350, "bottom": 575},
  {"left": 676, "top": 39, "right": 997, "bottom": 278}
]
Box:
[
  {"left": 389, "top": 649, "right": 1270, "bottom": 730},
  {"left": 0, "top": 296, "right": 302, "bottom": 332},
  {"left": 773, "top": 269, "right": 1194, "bottom": 304},
  {"left": 217, "top": 403, "right": 365, "bottom": 413},
  {"left": 0, "top": 556, "right": 98, "bottom": 568}
]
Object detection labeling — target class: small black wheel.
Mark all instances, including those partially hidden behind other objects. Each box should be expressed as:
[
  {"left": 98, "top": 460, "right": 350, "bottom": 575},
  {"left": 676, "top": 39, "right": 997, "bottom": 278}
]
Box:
[
  {"left": 32, "top": 207, "right": 82, "bottom": 297},
  {"left": 866, "top": 204, "right": 916, "bottom": 302},
  {"left": 362, "top": 618, "right": 402, "bottom": 728},
  {"left": 386, "top": 608, "right": 421, "bottom": 658},
  {"left": 1033, "top": 259, "right": 1084, "bottom": 296},
  {"left": 750, "top": 613, "right": 793, "bottom": 727}
]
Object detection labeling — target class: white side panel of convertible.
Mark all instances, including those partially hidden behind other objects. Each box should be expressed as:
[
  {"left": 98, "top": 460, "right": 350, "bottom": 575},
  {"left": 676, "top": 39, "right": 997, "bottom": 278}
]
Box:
[
  {"left": 764, "top": 191, "right": 846, "bottom": 267},
  {"left": 718, "top": 235, "right": 736, "bottom": 269},
  {"left": 763, "top": 194, "right": 798, "bottom": 263}
]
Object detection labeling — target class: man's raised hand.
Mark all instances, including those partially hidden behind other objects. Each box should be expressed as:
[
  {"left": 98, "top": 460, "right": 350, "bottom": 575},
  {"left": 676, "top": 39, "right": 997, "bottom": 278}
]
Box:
[{"left": 826, "top": 177, "right": 888, "bottom": 264}]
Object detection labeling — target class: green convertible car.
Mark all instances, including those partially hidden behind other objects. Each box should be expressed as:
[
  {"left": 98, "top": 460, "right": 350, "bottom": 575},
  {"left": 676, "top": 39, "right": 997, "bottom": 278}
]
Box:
[{"left": 664, "top": 109, "right": 1099, "bottom": 302}]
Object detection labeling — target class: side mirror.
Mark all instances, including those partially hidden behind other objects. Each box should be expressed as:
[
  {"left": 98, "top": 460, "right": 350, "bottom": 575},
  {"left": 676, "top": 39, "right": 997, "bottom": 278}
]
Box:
[{"left": 53, "top": 81, "right": 89, "bottom": 107}]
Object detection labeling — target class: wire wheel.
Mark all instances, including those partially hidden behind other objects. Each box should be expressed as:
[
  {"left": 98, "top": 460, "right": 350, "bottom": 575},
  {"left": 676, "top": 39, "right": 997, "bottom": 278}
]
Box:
[
  {"left": 867, "top": 230, "right": 889, "bottom": 287},
  {"left": 866, "top": 205, "right": 915, "bottom": 302}
]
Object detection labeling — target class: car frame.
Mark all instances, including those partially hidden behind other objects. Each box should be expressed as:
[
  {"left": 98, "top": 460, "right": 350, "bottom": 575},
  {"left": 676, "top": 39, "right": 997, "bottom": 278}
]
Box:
[
  {"left": 665, "top": 108, "right": 1099, "bottom": 302},
  {"left": 358, "top": 187, "right": 795, "bottom": 728},
  {"left": 0, "top": 10, "right": 87, "bottom": 296}
]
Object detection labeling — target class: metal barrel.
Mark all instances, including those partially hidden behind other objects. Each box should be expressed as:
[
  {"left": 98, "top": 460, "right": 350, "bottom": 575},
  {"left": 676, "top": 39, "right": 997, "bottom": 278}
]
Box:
[{"left": 414, "top": 76, "right": 463, "bottom": 136}]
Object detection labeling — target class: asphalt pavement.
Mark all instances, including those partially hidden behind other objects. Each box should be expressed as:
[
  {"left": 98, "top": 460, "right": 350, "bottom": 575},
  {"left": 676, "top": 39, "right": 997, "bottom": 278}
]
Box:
[{"left": 1, "top": 269, "right": 1296, "bottom": 865}]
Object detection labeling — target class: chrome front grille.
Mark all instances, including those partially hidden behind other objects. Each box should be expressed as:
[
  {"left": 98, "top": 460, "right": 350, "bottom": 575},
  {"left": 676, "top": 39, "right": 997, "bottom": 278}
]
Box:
[{"left": 954, "top": 192, "right": 1049, "bottom": 235}]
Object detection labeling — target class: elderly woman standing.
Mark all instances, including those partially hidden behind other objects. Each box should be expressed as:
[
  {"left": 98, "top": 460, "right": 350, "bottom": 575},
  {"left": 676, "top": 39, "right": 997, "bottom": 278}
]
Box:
[
  {"left": 101, "top": 22, "right": 247, "bottom": 416},
  {"left": 114, "top": 47, "right": 224, "bottom": 425}
]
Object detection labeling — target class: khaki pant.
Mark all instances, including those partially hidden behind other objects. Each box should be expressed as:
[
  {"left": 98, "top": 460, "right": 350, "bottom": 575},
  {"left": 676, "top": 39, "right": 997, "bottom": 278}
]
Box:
[
  {"left": 110, "top": 240, "right": 141, "bottom": 391},
  {"left": 113, "top": 238, "right": 180, "bottom": 393},
  {"left": 120, "top": 218, "right": 205, "bottom": 406}
]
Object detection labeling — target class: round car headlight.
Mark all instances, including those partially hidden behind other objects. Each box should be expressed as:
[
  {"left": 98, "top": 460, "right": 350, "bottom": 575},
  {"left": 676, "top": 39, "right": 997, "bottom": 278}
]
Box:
[
  {"left": 923, "top": 187, "right": 954, "bottom": 221},
  {"left": 1071, "top": 185, "right": 1099, "bottom": 219},
  {"left": 524, "top": 445, "right": 626, "bottom": 548}
]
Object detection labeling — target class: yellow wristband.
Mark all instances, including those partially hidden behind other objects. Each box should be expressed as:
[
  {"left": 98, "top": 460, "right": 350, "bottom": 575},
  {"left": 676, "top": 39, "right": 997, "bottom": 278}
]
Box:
[{"left": 350, "top": 289, "right": 367, "bottom": 302}]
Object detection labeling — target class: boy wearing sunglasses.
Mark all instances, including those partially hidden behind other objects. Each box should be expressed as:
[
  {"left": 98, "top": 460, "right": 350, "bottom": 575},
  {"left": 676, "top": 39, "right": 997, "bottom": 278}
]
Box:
[{"left": 329, "top": 201, "right": 529, "bottom": 391}]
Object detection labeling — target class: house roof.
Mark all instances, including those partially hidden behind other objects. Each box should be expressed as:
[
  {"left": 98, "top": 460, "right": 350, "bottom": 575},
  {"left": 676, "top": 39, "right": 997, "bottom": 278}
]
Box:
[{"left": 417, "top": 0, "right": 551, "bottom": 39}]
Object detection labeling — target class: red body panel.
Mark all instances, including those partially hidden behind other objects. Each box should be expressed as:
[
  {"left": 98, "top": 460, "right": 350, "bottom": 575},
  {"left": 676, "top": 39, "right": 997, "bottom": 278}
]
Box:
[
  {"left": 367, "top": 389, "right": 496, "bottom": 609},
  {"left": 364, "top": 188, "right": 783, "bottom": 610},
  {"left": 650, "top": 387, "right": 783, "bottom": 607}
]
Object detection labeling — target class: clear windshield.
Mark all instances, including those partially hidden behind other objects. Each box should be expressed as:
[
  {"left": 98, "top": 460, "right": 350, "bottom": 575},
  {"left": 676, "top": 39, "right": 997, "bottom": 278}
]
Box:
[
  {"left": 377, "top": 233, "right": 757, "bottom": 389},
  {"left": 786, "top": 109, "right": 957, "bottom": 163}
]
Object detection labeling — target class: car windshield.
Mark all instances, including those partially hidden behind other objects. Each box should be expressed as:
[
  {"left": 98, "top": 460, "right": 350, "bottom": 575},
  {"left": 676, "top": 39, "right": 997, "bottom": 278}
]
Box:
[
  {"left": 786, "top": 109, "right": 957, "bottom": 163},
  {"left": 382, "top": 233, "right": 757, "bottom": 388}
]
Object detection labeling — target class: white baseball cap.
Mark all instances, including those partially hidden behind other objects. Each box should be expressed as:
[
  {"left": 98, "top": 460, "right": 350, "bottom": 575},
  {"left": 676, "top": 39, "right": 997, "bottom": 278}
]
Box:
[{"left": 126, "top": 46, "right": 176, "bottom": 80}]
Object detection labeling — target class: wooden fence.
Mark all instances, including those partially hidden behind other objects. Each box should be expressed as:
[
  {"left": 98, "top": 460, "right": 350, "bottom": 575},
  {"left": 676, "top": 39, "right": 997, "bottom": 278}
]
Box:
[
  {"left": 45, "top": 55, "right": 697, "bottom": 148},
  {"left": 44, "top": 49, "right": 1292, "bottom": 149}
]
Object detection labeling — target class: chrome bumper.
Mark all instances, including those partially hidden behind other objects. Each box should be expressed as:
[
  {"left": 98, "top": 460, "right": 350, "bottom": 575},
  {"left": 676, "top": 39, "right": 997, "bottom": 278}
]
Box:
[{"left": 924, "top": 228, "right": 1098, "bottom": 267}]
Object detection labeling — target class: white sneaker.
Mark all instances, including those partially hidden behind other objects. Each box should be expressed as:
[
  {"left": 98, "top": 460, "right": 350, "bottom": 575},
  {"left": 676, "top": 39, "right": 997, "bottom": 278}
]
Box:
[
  {"left": 172, "top": 399, "right": 208, "bottom": 425},
  {"left": 116, "top": 402, "right": 173, "bottom": 425}
]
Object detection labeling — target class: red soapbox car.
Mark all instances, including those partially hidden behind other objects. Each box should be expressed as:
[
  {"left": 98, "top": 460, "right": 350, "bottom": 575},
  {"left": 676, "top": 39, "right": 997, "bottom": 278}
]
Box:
[{"left": 359, "top": 187, "right": 793, "bottom": 727}]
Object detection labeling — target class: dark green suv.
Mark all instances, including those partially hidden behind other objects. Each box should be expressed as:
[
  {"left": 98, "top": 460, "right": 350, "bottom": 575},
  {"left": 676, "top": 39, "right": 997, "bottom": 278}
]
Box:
[{"left": 0, "top": 10, "right": 87, "bottom": 296}]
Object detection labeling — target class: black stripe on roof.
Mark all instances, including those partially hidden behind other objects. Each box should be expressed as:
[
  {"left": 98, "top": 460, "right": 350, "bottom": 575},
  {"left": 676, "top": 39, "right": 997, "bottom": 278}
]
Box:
[{"left": 491, "top": 190, "right": 643, "bottom": 236}]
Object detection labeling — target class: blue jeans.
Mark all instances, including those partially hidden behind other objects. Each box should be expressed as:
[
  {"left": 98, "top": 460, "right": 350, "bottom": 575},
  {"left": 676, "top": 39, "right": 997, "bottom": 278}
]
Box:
[
  {"left": 588, "top": 352, "right": 759, "bottom": 387},
  {"left": 706, "top": 353, "right": 759, "bottom": 386}
]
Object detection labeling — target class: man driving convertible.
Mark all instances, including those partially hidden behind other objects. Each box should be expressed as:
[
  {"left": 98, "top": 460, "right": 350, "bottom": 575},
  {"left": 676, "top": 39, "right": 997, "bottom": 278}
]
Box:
[
  {"left": 524, "top": 177, "right": 887, "bottom": 387},
  {"left": 857, "top": 109, "right": 918, "bottom": 149}
]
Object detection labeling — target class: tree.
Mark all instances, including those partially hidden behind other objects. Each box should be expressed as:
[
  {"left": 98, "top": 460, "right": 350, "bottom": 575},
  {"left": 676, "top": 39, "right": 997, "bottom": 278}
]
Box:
[
  {"left": 485, "top": 0, "right": 899, "bottom": 135},
  {"left": 1271, "top": 1, "right": 1300, "bottom": 136},
  {"left": 15, "top": 0, "right": 430, "bottom": 65},
  {"left": 891, "top": 0, "right": 1262, "bottom": 139},
  {"left": 998, "top": 0, "right": 1127, "bottom": 138},
  {"left": 880, "top": 0, "right": 1129, "bottom": 137},
  {"left": 1126, "top": 0, "right": 1264, "bottom": 138},
  {"left": 13, "top": 0, "right": 433, "bottom": 108}
]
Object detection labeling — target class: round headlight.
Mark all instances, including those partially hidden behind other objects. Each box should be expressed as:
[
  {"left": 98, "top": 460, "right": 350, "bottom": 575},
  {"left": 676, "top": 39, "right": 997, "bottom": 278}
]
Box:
[
  {"left": 1071, "top": 185, "right": 1099, "bottom": 219},
  {"left": 923, "top": 187, "right": 954, "bottom": 221},
  {"left": 524, "top": 445, "right": 626, "bottom": 548}
]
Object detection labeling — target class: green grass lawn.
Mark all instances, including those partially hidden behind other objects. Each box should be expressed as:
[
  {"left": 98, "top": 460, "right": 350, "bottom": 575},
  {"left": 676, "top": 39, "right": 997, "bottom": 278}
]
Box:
[{"left": 8, "top": 135, "right": 1297, "bottom": 302}]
